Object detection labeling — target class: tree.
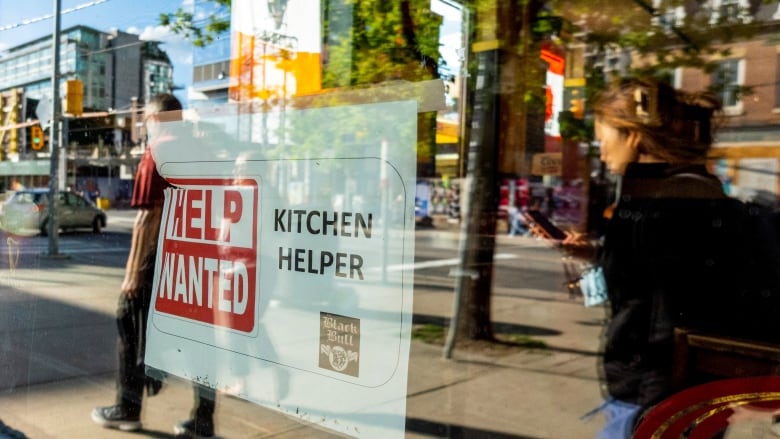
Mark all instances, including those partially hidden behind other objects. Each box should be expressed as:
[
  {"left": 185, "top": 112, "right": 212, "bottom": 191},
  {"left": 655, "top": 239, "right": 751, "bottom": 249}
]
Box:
[
  {"left": 161, "top": 0, "right": 442, "bottom": 165},
  {"left": 159, "top": 0, "right": 231, "bottom": 47}
]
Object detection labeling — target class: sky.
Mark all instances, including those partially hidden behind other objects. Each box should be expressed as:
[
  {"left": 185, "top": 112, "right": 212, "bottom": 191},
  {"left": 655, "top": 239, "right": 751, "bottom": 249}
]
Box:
[
  {"left": 431, "top": 0, "right": 464, "bottom": 78},
  {"left": 0, "top": 0, "right": 197, "bottom": 102}
]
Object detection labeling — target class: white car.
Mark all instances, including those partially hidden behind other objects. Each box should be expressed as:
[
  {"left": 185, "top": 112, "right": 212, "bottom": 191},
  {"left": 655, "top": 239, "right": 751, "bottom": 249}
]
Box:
[{"left": 0, "top": 188, "right": 107, "bottom": 236}]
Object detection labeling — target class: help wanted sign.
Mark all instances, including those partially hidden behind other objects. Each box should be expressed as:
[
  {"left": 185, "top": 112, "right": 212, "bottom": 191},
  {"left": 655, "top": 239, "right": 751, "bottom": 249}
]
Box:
[
  {"left": 145, "top": 101, "right": 417, "bottom": 439},
  {"left": 155, "top": 179, "right": 258, "bottom": 333}
]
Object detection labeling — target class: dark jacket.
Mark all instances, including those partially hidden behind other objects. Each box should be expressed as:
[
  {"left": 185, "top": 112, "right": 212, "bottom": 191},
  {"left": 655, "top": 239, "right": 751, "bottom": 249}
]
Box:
[{"left": 599, "top": 162, "right": 743, "bottom": 408}]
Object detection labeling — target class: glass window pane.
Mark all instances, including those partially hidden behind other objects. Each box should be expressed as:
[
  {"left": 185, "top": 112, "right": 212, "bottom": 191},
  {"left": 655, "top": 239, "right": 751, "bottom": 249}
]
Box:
[{"left": 0, "top": 2, "right": 778, "bottom": 438}]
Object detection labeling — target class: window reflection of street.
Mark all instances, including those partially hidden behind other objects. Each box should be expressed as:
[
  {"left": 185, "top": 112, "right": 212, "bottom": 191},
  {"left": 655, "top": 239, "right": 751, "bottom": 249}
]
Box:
[
  {"left": 6, "top": 236, "right": 18, "bottom": 271},
  {"left": 4, "top": 235, "right": 19, "bottom": 286}
]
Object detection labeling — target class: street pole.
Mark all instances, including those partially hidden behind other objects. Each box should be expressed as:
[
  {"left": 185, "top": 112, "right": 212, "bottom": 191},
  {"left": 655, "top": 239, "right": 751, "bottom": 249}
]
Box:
[
  {"left": 46, "top": 0, "right": 62, "bottom": 256},
  {"left": 444, "top": 43, "right": 500, "bottom": 358}
]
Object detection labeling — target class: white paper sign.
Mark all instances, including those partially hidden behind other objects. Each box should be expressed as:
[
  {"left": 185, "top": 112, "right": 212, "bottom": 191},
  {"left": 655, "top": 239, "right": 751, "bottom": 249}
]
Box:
[{"left": 145, "top": 100, "right": 417, "bottom": 438}]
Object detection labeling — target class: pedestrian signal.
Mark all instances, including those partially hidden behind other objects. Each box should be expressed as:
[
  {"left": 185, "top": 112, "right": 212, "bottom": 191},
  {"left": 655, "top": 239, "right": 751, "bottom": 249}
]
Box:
[{"left": 30, "top": 125, "right": 45, "bottom": 150}]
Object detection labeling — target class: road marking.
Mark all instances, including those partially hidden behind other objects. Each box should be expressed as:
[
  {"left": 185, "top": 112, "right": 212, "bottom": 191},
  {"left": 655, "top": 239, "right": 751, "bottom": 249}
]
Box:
[
  {"left": 374, "top": 253, "right": 518, "bottom": 273},
  {"left": 0, "top": 245, "right": 128, "bottom": 256},
  {"left": 108, "top": 216, "right": 136, "bottom": 225}
]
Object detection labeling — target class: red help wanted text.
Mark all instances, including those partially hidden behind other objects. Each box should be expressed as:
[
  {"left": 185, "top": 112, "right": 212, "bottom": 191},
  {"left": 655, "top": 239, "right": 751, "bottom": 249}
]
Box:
[{"left": 154, "top": 178, "right": 259, "bottom": 333}]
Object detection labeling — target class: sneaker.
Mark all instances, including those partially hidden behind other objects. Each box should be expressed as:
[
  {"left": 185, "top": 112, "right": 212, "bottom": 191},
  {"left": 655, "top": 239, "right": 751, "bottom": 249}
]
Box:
[
  {"left": 174, "top": 419, "right": 215, "bottom": 439},
  {"left": 91, "top": 405, "right": 142, "bottom": 431}
]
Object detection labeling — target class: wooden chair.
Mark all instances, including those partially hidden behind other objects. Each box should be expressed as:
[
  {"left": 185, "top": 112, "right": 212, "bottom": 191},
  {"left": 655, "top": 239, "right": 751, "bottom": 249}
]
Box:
[
  {"left": 673, "top": 327, "right": 780, "bottom": 390},
  {"left": 632, "top": 331, "right": 780, "bottom": 438}
]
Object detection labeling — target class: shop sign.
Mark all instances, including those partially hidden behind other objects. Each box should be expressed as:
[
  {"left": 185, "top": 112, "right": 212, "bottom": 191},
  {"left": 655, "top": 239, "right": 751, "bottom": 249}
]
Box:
[
  {"left": 145, "top": 100, "right": 417, "bottom": 439},
  {"left": 531, "top": 152, "right": 563, "bottom": 176}
]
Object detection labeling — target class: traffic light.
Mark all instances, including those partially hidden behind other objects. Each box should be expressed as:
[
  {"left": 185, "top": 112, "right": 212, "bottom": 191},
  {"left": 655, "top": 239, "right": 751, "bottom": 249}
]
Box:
[
  {"left": 570, "top": 98, "right": 585, "bottom": 119},
  {"left": 30, "top": 124, "right": 45, "bottom": 150},
  {"left": 564, "top": 82, "right": 586, "bottom": 120},
  {"left": 64, "top": 79, "right": 83, "bottom": 116}
]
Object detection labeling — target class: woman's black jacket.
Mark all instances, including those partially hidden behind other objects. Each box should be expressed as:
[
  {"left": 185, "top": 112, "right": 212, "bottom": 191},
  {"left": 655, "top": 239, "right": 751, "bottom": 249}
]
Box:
[{"left": 599, "top": 162, "right": 747, "bottom": 409}]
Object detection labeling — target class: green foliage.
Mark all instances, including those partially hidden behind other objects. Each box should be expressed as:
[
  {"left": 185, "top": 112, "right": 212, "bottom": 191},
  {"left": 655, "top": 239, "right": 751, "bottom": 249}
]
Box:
[
  {"left": 533, "top": 10, "right": 564, "bottom": 41},
  {"left": 411, "top": 323, "right": 549, "bottom": 349},
  {"left": 412, "top": 324, "right": 447, "bottom": 344},
  {"left": 161, "top": 0, "right": 443, "bottom": 89},
  {"left": 159, "top": 0, "right": 231, "bottom": 47},
  {"left": 162, "top": 0, "right": 443, "bottom": 87},
  {"left": 323, "top": 0, "right": 442, "bottom": 88},
  {"left": 559, "top": 111, "right": 592, "bottom": 142},
  {"left": 500, "top": 333, "right": 548, "bottom": 349}
]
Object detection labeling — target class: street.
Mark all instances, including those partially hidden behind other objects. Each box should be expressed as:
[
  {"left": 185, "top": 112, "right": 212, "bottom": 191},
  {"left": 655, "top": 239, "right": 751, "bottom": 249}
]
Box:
[
  {"left": 0, "top": 209, "right": 134, "bottom": 270},
  {"left": 0, "top": 212, "right": 606, "bottom": 438}
]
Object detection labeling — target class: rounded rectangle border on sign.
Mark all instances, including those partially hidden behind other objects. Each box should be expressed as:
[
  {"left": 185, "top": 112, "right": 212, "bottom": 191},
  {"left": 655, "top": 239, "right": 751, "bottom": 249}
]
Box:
[{"left": 150, "top": 158, "right": 412, "bottom": 388}]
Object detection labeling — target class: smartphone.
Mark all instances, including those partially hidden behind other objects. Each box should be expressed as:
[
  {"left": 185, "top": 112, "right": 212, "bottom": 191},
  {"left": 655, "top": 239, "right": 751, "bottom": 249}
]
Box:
[{"left": 524, "top": 209, "right": 567, "bottom": 241}]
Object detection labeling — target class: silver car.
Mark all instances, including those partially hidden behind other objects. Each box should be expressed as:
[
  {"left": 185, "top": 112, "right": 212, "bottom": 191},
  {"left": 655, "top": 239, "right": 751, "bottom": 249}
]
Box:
[{"left": 0, "top": 188, "right": 107, "bottom": 236}]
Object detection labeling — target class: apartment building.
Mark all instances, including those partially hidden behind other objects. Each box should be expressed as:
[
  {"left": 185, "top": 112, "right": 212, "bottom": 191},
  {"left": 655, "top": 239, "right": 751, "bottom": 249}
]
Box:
[
  {"left": 1, "top": 25, "right": 172, "bottom": 112},
  {"left": 579, "top": 0, "right": 780, "bottom": 202},
  {"left": 678, "top": 1, "right": 780, "bottom": 201},
  {"left": 0, "top": 25, "right": 173, "bottom": 193}
]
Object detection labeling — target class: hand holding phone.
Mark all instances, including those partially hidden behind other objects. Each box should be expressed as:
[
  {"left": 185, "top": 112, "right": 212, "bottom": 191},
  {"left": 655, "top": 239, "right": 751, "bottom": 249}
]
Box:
[{"left": 523, "top": 209, "right": 567, "bottom": 241}]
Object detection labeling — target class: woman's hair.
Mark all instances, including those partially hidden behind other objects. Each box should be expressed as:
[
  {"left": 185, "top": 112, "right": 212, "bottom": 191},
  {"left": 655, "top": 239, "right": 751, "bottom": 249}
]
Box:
[{"left": 592, "top": 78, "right": 722, "bottom": 163}]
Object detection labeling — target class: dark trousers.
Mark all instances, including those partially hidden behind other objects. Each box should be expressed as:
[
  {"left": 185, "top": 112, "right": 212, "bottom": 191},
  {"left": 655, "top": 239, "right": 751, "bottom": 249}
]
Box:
[{"left": 115, "top": 284, "right": 215, "bottom": 420}]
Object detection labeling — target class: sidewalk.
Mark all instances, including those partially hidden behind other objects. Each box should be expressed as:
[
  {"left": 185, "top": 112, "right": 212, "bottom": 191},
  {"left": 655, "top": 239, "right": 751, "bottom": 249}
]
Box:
[{"left": 0, "top": 226, "right": 606, "bottom": 438}]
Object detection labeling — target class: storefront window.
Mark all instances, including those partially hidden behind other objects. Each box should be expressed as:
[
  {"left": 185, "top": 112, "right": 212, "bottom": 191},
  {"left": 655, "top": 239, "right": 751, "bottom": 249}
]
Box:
[{"left": 0, "top": 1, "right": 778, "bottom": 438}]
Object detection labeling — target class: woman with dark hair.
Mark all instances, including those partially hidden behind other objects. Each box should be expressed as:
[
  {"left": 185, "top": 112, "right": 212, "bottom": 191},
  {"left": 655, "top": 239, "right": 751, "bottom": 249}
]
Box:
[{"left": 576, "top": 78, "right": 742, "bottom": 438}]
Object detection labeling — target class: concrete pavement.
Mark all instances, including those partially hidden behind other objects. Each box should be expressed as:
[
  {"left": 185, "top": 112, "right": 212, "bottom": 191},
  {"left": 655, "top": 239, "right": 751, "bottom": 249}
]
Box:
[{"left": 0, "top": 221, "right": 607, "bottom": 438}]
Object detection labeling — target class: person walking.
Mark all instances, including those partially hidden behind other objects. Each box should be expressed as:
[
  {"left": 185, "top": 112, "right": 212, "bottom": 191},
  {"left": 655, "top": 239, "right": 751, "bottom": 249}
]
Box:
[
  {"left": 507, "top": 204, "right": 529, "bottom": 236},
  {"left": 91, "top": 93, "right": 217, "bottom": 439},
  {"left": 565, "top": 78, "right": 744, "bottom": 438}
]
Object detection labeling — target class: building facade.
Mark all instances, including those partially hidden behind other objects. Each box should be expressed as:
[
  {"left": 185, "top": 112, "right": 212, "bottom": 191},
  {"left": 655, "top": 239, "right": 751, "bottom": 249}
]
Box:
[
  {"left": 0, "top": 25, "right": 173, "bottom": 194},
  {"left": 1, "top": 25, "right": 172, "bottom": 112},
  {"left": 576, "top": 0, "right": 780, "bottom": 203},
  {"left": 666, "top": 1, "right": 780, "bottom": 201},
  {"left": 189, "top": 1, "right": 231, "bottom": 106}
]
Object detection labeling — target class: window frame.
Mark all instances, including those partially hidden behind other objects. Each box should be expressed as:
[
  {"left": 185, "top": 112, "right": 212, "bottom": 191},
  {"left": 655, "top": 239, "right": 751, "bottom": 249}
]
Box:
[{"left": 712, "top": 58, "right": 745, "bottom": 116}]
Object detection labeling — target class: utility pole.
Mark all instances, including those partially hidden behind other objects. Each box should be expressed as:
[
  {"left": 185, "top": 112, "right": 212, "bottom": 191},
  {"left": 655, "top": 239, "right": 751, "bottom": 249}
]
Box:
[
  {"left": 444, "top": 0, "right": 546, "bottom": 356},
  {"left": 445, "top": 3, "right": 505, "bottom": 354},
  {"left": 444, "top": 40, "right": 500, "bottom": 357},
  {"left": 46, "top": 0, "right": 63, "bottom": 256}
]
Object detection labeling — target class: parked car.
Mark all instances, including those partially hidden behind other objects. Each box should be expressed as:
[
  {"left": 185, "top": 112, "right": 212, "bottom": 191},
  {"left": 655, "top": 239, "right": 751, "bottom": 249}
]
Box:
[{"left": 0, "top": 188, "right": 107, "bottom": 236}]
